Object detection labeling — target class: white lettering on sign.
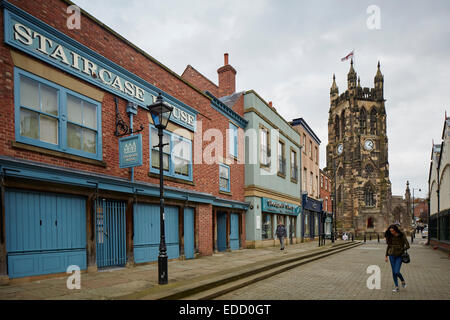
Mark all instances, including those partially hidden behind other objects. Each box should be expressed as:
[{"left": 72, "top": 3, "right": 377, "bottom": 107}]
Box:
[
  {"left": 11, "top": 21, "right": 196, "bottom": 129},
  {"left": 11, "top": 22, "right": 148, "bottom": 104},
  {"left": 267, "top": 200, "right": 295, "bottom": 212}
]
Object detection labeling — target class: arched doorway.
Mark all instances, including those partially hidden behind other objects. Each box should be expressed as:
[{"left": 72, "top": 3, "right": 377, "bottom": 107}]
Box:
[{"left": 367, "top": 217, "right": 375, "bottom": 229}]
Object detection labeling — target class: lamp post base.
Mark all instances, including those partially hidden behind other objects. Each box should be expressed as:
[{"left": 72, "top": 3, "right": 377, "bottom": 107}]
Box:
[{"left": 158, "top": 255, "right": 168, "bottom": 285}]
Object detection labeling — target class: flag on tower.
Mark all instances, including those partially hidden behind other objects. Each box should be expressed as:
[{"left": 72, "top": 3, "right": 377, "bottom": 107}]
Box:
[{"left": 341, "top": 50, "right": 354, "bottom": 62}]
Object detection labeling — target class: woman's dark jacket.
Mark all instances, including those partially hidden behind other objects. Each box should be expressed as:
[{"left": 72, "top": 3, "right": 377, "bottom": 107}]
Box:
[{"left": 385, "top": 233, "right": 410, "bottom": 256}]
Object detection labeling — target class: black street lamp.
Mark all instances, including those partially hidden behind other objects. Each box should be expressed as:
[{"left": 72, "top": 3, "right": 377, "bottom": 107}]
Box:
[{"left": 147, "top": 93, "right": 173, "bottom": 285}]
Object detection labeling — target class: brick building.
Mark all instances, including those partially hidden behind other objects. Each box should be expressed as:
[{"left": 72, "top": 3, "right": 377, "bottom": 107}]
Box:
[
  {"left": 0, "top": 0, "right": 248, "bottom": 281},
  {"left": 320, "top": 169, "right": 333, "bottom": 238},
  {"left": 291, "top": 118, "right": 322, "bottom": 240},
  {"left": 182, "top": 55, "right": 302, "bottom": 248}
]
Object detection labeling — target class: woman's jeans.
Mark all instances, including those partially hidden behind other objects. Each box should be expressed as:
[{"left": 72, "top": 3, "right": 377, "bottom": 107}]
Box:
[{"left": 389, "top": 255, "right": 405, "bottom": 287}]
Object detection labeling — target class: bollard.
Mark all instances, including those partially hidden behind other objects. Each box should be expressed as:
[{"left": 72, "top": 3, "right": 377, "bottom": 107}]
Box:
[
  {"left": 377, "top": 234, "right": 380, "bottom": 243},
  {"left": 411, "top": 233, "right": 413, "bottom": 244},
  {"left": 364, "top": 234, "right": 366, "bottom": 242},
  {"left": 351, "top": 233, "right": 354, "bottom": 242},
  {"left": 370, "top": 234, "right": 372, "bottom": 241}
]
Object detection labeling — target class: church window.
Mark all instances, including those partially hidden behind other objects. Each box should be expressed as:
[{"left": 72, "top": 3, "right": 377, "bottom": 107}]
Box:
[
  {"left": 335, "top": 115, "right": 340, "bottom": 140},
  {"left": 360, "top": 108, "right": 367, "bottom": 134},
  {"left": 365, "top": 164, "right": 374, "bottom": 176},
  {"left": 370, "top": 108, "right": 377, "bottom": 135},
  {"left": 364, "top": 185, "right": 376, "bottom": 207}
]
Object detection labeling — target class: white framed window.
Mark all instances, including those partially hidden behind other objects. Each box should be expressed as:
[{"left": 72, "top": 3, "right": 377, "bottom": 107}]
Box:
[{"left": 15, "top": 68, "right": 102, "bottom": 160}]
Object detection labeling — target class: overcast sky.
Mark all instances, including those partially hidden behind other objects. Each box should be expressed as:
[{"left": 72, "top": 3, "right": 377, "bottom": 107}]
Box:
[{"left": 74, "top": 0, "right": 450, "bottom": 197}]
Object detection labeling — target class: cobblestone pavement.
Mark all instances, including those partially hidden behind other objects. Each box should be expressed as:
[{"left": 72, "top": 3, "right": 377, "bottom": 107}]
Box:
[
  {"left": 0, "top": 239, "right": 325, "bottom": 300},
  {"left": 217, "top": 240, "right": 450, "bottom": 300}
]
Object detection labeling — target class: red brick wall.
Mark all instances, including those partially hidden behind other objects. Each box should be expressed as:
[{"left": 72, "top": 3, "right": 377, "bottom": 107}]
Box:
[
  {"left": 430, "top": 239, "right": 450, "bottom": 252},
  {"left": 0, "top": 0, "right": 244, "bottom": 204},
  {"left": 181, "top": 65, "right": 219, "bottom": 97},
  {"left": 197, "top": 203, "right": 213, "bottom": 256},
  {"left": 320, "top": 171, "right": 332, "bottom": 212},
  {"left": 0, "top": 0, "right": 249, "bottom": 264}
]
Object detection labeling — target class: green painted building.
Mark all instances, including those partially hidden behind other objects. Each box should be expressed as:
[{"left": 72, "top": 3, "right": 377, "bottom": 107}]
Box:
[{"left": 243, "top": 90, "right": 303, "bottom": 248}]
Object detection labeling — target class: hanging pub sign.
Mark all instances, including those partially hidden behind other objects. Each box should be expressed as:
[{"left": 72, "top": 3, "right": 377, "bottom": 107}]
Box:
[
  {"left": 3, "top": 2, "right": 197, "bottom": 131},
  {"left": 119, "top": 134, "right": 142, "bottom": 168}
]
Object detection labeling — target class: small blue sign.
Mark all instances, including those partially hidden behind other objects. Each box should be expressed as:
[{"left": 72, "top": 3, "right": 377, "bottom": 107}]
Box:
[{"left": 119, "top": 134, "right": 142, "bottom": 168}]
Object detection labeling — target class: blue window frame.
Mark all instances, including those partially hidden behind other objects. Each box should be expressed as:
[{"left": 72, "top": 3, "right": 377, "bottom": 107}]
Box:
[
  {"left": 229, "top": 122, "right": 238, "bottom": 158},
  {"left": 14, "top": 68, "right": 102, "bottom": 160},
  {"left": 219, "top": 163, "right": 230, "bottom": 192},
  {"left": 149, "top": 125, "right": 193, "bottom": 181}
]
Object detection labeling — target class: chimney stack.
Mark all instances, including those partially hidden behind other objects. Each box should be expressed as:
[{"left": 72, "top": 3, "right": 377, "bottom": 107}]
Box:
[{"left": 217, "top": 53, "right": 237, "bottom": 98}]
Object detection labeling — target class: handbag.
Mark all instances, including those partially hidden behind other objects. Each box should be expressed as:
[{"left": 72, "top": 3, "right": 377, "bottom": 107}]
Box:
[{"left": 401, "top": 250, "right": 410, "bottom": 263}]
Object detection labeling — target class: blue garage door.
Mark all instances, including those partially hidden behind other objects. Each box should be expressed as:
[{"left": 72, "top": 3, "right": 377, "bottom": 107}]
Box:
[
  {"left": 133, "top": 204, "right": 179, "bottom": 263},
  {"left": 217, "top": 212, "right": 227, "bottom": 252},
  {"left": 230, "top": 213, "right": 240, "bottom": 250},
  {"left": 5, "top": 189, "right": 86, "bottom": 279},
  {"left": 184, "top": 207, "right": 195, "bottom": 259}
]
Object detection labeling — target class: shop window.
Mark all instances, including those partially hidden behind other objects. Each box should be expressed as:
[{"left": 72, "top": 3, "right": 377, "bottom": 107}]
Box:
[
  {"left": 315, "top": 214, "right": 319, "bottom": 236},
  {"left": 262, "top": 213, "right": 273, "bottom": 240},
  {"left": 304, "top": 213, "right": 310, "bottom": 237},
  {"left": 15, "top": 68, "right": 102, "bottom": 160},
  {"left": 150, "top": 126, "right": 193, "bottom": 181},
  {"left": 219, "top": 163, "right": 230, "bottom": 192}
]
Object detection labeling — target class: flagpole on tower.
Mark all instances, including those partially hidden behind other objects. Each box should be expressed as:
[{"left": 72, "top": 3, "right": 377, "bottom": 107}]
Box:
[{"left": 352, "top": 48, "right": 355, "bottom": 68}]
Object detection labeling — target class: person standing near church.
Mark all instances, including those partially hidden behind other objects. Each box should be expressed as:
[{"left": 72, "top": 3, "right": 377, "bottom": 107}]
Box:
[{"left": 276, "top": 220, "right": 287, "bottom": 251}]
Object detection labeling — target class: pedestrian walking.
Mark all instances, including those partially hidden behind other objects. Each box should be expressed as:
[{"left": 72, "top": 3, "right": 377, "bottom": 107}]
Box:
[
  {"left": 384, "top": 224, "right": 410, "bottom": 292},
  {"left": 276, "top": 220, "right": 287, "bottom": 251}
]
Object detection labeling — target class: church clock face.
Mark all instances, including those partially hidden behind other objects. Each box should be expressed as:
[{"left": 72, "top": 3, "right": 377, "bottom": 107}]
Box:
[
  {"left": 364, "top": 139, "right": 374, "bottom": 151},
  {"left": 337, "top": 143, "right": 343, "bottom": 155}
]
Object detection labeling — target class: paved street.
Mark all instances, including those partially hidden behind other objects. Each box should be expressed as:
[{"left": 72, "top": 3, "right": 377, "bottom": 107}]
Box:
[
  {"left": 0, "top": 240, "right": 325, "bottom": 300},
  {"left": 217, "top": 240, "right": 450, "bottom": 300}
]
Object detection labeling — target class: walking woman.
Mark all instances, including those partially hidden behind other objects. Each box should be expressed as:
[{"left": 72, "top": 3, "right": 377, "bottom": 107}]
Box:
[{"left": 385, "top": 224, "right": 410, "bottom": 292}]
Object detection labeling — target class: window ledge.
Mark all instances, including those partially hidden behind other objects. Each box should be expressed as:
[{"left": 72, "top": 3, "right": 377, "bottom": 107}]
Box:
[
  {"left": 277, "top": 172, "right": 286, "bottom": 179},
  {"left": 291, "top": 178, "right": 298, "bottom": 184},
  {"left": 11, "top": 141, "right": 106, "bottom": 167},
  {"left": 219, "top": 190, "right": 232, "bottom": 196},
  {"left": 147, "top": 172, "right": 195, "bottom": 186}
]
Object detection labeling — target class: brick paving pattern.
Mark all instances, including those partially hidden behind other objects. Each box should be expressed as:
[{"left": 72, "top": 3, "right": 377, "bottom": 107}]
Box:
[
  {"left": 217, "top": 240, "right": 450, "bottom": 300},
  {"left": 0, "top": 240, "right": 323, "bottom": 300}
]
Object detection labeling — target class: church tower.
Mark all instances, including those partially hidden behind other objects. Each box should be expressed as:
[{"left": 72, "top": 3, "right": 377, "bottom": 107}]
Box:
[{"left": 326, "top": 60, "right": 392, "bottom": 235}]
